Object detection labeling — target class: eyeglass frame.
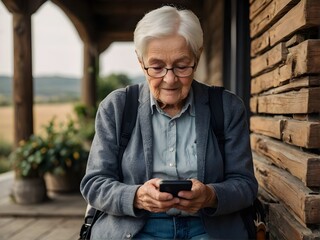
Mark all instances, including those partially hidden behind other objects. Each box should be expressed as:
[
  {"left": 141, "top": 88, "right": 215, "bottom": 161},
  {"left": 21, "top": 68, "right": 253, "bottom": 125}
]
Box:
[{"left": 142, "top": 60, "right": 196, "bottom": 78}]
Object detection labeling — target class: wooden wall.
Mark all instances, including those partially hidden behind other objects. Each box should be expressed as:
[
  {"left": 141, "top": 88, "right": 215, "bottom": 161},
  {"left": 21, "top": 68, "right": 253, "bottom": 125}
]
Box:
[
  {"left": 249, "top": 0, "right": 320, "bottom": 238},
  {"left": 202, "top": 0, "right": 224, "bottom": 86}
]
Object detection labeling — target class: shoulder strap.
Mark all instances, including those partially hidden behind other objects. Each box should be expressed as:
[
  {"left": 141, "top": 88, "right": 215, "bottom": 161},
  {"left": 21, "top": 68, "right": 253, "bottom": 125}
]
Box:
[
  {"left": 208, "top": 86, "right": 225, "bottom": 160},
  {"left": 118, "top": 84, "right": 139, "bottom": 181},
  {"left": 208, "top": 86, "right": 265, "bottom": 239},
  {"left": 80, "top": 84, "right": 140, "bottom": 239}
]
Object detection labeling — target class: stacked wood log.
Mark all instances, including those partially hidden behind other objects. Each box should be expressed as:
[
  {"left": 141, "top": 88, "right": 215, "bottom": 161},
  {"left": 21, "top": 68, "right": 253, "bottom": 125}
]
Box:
[
  {"left": 201, "top": 0, "right": 224, "bottom": 86},
  {"left": 249, "top": 0, "right": 320, "bottom": 239}
]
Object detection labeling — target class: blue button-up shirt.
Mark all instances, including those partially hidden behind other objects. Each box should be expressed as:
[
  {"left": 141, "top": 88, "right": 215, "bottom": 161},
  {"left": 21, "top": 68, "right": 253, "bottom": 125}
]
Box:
[{"left": 150, "top": 89, "right": 197, "bottom": 180}]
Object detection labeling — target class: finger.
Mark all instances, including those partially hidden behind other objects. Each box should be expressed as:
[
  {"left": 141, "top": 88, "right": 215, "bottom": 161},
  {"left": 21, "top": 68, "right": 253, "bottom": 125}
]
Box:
[
  {"left": 144, "top": 197, "right": 180, "bottom": 212},
  {"left": 139, "top": 187, "right": 179, "bottom": 210},
  {"left": 177, "top": 190, "right": 193, "bottom": 199},
  {"left": 174, "top": 204, "right": 199, "bottom": 214},
  {"left": 190, "top": 179, "right": 204, "bottom": 192},
  {"left": 174, "top": 197, "right": 202, "bottom": 213},
  {"left": 146, "top": 184, "right": 175, "bottom": 201},
  {"left": 144, "top": 178, "right": 175, "bottom": 201}
]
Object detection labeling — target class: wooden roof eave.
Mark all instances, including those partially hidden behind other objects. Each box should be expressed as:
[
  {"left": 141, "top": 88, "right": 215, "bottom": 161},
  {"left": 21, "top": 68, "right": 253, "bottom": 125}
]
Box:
[
  {"left": 51, "top": 0, "right": 97, "bottom": 44},
  {"left": 2, "top": 0, "right": 47, "bottom": 14}
]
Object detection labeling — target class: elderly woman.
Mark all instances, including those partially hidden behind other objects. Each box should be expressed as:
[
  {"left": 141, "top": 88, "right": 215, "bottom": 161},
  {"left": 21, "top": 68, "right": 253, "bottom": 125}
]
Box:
[{"left": 80, "top": 5, "right": 258, "bottom": 239}]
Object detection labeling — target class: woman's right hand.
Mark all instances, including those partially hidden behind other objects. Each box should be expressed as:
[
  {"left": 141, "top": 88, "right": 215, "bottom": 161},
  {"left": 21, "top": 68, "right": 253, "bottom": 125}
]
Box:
[{"left": 134, "top": 178, "right": 180, "bottom": 212}]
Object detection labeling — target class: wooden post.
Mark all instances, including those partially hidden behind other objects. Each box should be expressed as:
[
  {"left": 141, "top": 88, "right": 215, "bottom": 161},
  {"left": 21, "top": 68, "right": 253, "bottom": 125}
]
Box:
[
  {"left": 12, "top": 12, "right": 34, "bottom": 147},
  {"left": 82, "top": 42, "right": 98, "bottom": 108},
  {"left": 2, "top": 0, "right": 46, "bottom": 147}
]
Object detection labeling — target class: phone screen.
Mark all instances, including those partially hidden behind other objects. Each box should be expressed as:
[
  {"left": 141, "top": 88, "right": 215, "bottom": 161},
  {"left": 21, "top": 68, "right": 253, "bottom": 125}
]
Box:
[{"left": 159, "top": 180, "right": 192, "bottom": 197}]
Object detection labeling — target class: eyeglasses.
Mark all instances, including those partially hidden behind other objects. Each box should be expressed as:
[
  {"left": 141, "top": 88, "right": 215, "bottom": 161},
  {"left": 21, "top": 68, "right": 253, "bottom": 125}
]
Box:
[{"left": 143, "top": 63, "right": 196, "bottom": 78}]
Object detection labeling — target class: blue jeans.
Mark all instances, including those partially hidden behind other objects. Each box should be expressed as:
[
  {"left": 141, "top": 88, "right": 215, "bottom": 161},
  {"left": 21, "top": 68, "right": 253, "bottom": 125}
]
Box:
[{"left": 133, "top": 213, "right": 210, "bottom": 239}]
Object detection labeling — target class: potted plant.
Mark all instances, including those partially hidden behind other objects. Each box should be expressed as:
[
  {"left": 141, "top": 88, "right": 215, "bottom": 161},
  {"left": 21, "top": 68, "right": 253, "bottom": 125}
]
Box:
[
  {"left": 73, "top": 103, "right": 96, "bottom": 149},
  {"left": 42, "top": 118, "right": 89, "bottom": 193},
  {"left": 9, "top": 135, "right": 48, "bottom": 204}
]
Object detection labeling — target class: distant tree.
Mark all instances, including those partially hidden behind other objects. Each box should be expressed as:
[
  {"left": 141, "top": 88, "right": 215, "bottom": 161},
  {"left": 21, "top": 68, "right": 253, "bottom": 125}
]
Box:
[{"left": 97, "top": 73, "right": 132, "bottom": 103}]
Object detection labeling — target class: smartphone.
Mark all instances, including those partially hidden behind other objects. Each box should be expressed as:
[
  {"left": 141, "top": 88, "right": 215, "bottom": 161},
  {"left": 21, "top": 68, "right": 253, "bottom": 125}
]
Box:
[{"left": 159, "top": 180, "right": 192, "bottom": 197}]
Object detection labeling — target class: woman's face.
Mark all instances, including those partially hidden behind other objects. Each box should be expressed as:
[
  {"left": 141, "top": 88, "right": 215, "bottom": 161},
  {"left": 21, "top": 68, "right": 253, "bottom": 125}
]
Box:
[{"left": 140, "top": 35, "right": 196, "bottom": 111}]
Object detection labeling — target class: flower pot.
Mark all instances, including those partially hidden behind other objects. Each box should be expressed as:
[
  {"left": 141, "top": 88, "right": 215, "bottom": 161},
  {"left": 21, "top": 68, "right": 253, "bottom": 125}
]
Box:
[
  {"left": 44, "top": 172, "right": 82, "bottom": 193},
  {"left": 12, "top": 177, "right": 47, "bottom": 204}
]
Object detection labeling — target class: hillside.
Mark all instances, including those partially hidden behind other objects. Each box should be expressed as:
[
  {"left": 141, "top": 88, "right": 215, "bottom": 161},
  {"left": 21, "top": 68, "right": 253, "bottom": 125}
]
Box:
[
  {"left": 0, "top": 74, "right": 145, "bottom": 105},
  {"left": 0, "top": 75, "right": 81, "bottom": 103}
]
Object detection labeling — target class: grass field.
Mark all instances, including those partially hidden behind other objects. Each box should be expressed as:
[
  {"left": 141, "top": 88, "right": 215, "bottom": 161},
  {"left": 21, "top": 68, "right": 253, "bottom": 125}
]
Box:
[{"left": 0, "top": 103, "right": 76, "bottom": 145}]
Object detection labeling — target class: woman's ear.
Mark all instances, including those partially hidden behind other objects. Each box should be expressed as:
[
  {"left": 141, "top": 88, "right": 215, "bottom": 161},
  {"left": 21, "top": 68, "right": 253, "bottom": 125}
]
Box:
[
  {"left": 135, "top": 50, "right": 142, "bottom": 64},
  {"left": 194, "top": 47, "right": 203, "bottom": 70},
  {"left": 197, "top": 47, "right": 203, "bottom": 62},
  {"left": 135, "top": 50, "right": 145, "bottom": 72}
]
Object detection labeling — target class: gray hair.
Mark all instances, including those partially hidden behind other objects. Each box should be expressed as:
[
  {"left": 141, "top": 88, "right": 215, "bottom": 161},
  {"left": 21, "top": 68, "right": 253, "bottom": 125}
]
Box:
[{"left": 134, "top": 6, "right": 203, "bottom": 60}]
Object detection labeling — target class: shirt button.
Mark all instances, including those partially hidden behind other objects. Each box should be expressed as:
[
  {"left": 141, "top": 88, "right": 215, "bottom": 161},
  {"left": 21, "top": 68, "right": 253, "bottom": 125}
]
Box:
[
  {"left": 169, "top": 163, "right": 174, "bottom": 167},
  {"left": 169, "top": 147, "right": 174, "bottom": 152},
  {"left": 125, "top": 233, "right": 132, "bottom": 239}
]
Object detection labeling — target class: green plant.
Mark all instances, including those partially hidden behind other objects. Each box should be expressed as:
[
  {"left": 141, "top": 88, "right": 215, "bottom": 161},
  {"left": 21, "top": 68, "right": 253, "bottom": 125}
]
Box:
[
  {"left": 9, "top": 135, "right": 48, "bottom": 178},
  {"left": 0, "top": 139, "right": 12, "bottom": 173},
  {"left": 43, "top": 118, "right": 89, "bottom": 175},
  {"left": 9, "top": 118, "right": 89, "bottom": 178},
  {"left": 97, "top": 73, "right": 132, "bottom": 103},
  {"left": 73, "top": 103, "right": 96, "bottom": 143},
  {"left": 0, "top": 138, "right": 12, "bottom": 157},
  {"left": 0, "top": 158, "right": 11, "bottom": 174}
]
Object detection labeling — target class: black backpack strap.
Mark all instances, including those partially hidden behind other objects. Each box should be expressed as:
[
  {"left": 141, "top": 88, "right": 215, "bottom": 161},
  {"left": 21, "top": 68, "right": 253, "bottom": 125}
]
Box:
[
  {"left": 208, "top": 86, "right": 225, "bottom": 159},
  {"left": 208, "top": 86, "right": 260, "bottom": 239},
  {"left": 118, "top": 84, "right": 139, "bottom": 181},
  {"left": 79, "top": 84, "right": 139, "bottom": 240}
]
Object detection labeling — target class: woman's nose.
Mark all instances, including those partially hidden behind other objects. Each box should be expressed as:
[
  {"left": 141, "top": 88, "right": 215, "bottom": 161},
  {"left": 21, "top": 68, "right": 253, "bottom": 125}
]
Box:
[{"left": 163, "top": 69, "right": 177, "bottom": 84}]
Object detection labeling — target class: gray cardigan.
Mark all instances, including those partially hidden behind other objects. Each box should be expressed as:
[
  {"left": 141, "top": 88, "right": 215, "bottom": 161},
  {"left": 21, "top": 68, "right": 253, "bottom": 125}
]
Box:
[{"left": 80, "top": 80, "right": 258, "bottom": 239}]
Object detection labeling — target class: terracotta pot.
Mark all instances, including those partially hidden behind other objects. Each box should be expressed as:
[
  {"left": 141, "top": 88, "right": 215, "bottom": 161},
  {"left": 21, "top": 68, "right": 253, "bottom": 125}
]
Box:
[
  {"left": 44, "top": 172, "right": 82, "bottom": 193},
  {"left": 12, "top": 177, "right": 47, "bottom": 204}
]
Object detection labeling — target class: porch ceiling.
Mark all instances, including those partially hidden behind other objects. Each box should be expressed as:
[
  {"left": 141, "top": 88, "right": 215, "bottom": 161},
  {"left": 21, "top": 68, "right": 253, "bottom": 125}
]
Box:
[{"left": 51, "top": 0, "right": 204, "bottom": 52}]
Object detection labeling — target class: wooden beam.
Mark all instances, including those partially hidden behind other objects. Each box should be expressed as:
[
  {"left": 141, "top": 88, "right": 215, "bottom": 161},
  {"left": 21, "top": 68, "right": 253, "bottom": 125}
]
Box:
[
  {"left": 251, "top": 133, "right": 320, "bottom": 186},
  {"left": 251, "top": 0, "right": 320, "bottom": 56},
  {"left": 2, "top": 0, "right": 46, "bottom": 14},
  {"left": 288, "top": 40, "right": 320, "bottom": 76},
  {"left": 249, "top": 96, "right": 258, "bottom": 113},
  {"left": 92, "top": 0, "right": 203, "bottom": 16},
  {"left": 250, "top": 0, "right": 299, "bottom": 38},
  {"left": 251, "top": 42, "right": 288, "bottom": 77},
  {"left": 250, "top": 29, "right": 269, "bottom": 57},
  {"left": 253, "top": 153, "right": 320, "bottom": 224},
  {"left": 2, "top": 0, "right": 48, "bottom": 147},
  {"left": 98, "top": 32, "right": 132, "bottom": 53},
  {"left": 269, "top": 203, "right": 320, "bottom": 239},
  {"left": 258, "top": 186, "right": 278, "bottom": 203},
  {"left": 281, "top": 119, "right": 320, "bottom": 149},
  {"left": 251, "top": 40, "right": 320, "bottom": 94},
  {"left": 82, "top": 42, "right": 98, "bottom": 108},
  {"left": 251, "top": 114, "right": 320, "bottom": 148},
  {"left": 285, "top": 34, "right": 305, "bottom": 48},
  {"left": 253, "top": 87, "right": 320, "bottom": 114},
  {"left": 252, "top": 75, "right": 320, "bottom": 95},
  {"left": 96, "top": 15, "right": 141, "bottom": 37},
  {"left": 249, "top": 0, "right": 272, "bottom": 21},
  {"left": 94, "top": 0, "right": 205, "bottom": 47},
  {"left": 250, "top": 116, "right": 282, "bottom": 139},
  {"left": 274, "top": 0, "right": 320, "bottom": 39},
  {"left": 52, "top": 0, "right": 95, "bottom": 43},
  {"left": 12, "top": 12, "right": 34, "bottom": 146}
]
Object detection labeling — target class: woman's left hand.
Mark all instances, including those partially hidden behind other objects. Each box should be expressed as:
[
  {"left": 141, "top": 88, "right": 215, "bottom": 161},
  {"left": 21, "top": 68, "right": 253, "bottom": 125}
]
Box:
[{"left": 173, "top": 179, "right": 217, "bottom": 213}]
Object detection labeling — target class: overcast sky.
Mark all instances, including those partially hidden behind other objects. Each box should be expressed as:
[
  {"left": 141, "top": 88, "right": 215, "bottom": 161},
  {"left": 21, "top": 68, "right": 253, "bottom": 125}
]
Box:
[{"left": 0, "top": 1, "right": 141, "bottom": 78}]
